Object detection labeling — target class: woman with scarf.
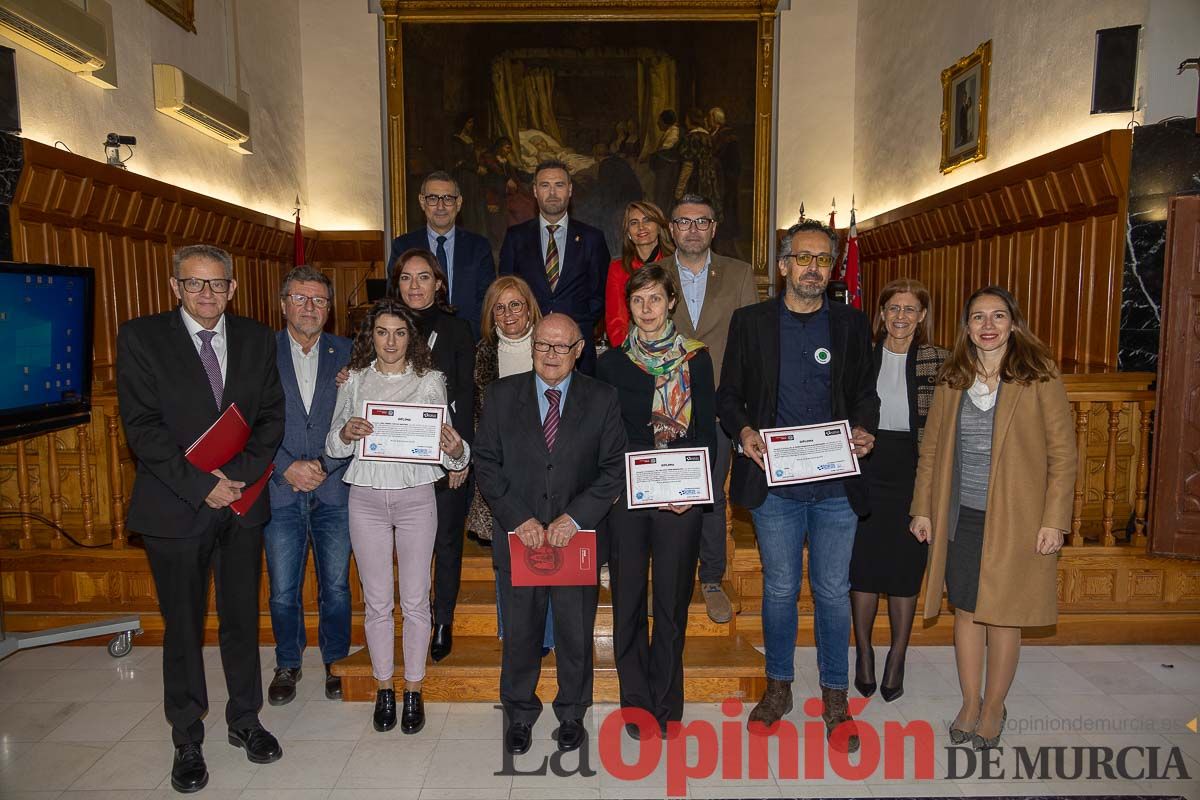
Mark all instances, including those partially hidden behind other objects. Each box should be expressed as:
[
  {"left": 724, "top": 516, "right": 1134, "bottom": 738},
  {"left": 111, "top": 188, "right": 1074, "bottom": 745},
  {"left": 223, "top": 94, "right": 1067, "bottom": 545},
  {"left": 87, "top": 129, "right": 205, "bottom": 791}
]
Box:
[{"left": 596, "top": 263, "right": 717, "bottom": 739}]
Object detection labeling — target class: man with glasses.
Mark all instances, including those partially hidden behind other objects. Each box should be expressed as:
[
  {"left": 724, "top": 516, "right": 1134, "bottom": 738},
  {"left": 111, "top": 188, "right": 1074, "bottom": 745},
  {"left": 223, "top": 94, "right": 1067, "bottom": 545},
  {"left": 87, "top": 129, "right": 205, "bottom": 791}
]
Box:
[
  {"left": 116, "top": 244, "right": 285, "bottom": 792},
  {"left": 499, "top": 159, "right": 611, "bottom": 374},
  {"left": 716, "top": 219, "right": 879, "bottom": 753},
  {"left": 474, "top": 313, "right": 626, "bottom": 756},
  {"left": 388, "top": 170, "right": 495, "bottom": 339},
  {"left": 261, "top": 266, "right": 353, "bottom": 707},
  {"left": 654, "top": 193, "right": 757, "bottom": 624}
]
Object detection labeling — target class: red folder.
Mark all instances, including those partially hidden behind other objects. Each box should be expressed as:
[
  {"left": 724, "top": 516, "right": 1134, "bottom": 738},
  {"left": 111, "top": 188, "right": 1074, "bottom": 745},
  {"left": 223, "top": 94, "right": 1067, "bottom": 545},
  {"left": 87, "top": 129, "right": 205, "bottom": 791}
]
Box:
[
  {"left": 185, "top": 403, "right": 275, "bottom": 516},
  {"left": 509, "top": 530, "right": 597, "bottom": 587}
]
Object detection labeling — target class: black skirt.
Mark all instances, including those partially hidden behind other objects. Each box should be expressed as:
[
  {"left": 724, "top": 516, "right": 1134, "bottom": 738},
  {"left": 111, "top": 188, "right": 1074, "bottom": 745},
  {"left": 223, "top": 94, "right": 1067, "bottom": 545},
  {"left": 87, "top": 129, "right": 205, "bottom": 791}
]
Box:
[
  {"left": 946, "top": 505, "right": 986, "bottom": 613},
  {"left": 849, "top": 430, "right": 927, "bottom": 596}
]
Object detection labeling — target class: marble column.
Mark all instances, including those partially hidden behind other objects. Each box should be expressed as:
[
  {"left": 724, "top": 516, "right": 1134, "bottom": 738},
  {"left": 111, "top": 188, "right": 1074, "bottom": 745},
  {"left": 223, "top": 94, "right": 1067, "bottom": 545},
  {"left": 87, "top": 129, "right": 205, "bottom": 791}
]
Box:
[{"left": 0, "top": 131, "right": 23, "bottom": 262}]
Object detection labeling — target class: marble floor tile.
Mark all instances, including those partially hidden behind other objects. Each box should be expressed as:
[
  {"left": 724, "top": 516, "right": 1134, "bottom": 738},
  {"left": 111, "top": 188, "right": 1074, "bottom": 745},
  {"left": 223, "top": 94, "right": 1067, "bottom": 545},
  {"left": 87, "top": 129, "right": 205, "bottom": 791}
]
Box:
[
  {"left": 0, "top": 701, "right": 85, "bottom": 741},
  {"left": 327, "top": 789, "right": 421, "bottom": 800},
  {"left": 284, "top": 699, "right": 372, "bottom": 741},
  {"left": 44, "top": 701, "right": 159, "bottom": 743},
  {"left": 58, "top": 790, "right": 151, "bottom": 800},
  {"left": 244, "top": 740, "right": 355, "bottom": 790},
  {"left": 332, "top": 736, "right": 436, "bottom": 789},
  {"left": 27, "top": 671, "right": 120, "bottom": 704},
  {"left": 0, "top": 669, "right": 63, "bottom": 702},
  {"left": 419, "top": 738, "right": 515, "bottom": 790},
  {"left": 1134, "top": 658, "right": 1200, "bottom": 693},
  {"left": 0, "top": 646, "right": 89, "bottom": 672},
  {"left": 238, "top": 790, "right": 332, "bottom": 800},
  {"left": 0, "top": 742, "right": 109, "bottom": 792},
  {"left": 68, "top": 740, "right": 171, "bottom": 791},
  {"left": 1010, "top": 661, "right": 1102, "bottom": 695},
  {"left": 1110, "top": 693, "right": 1200, "bottom": 734}
]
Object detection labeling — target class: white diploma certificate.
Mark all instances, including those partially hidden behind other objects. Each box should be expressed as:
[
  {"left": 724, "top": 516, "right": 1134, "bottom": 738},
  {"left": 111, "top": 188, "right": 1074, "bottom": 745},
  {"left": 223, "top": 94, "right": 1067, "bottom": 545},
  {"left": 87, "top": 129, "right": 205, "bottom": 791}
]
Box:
[
  {"left": 625, "top": 447, "right": 714, "bottom": 509},
  {"left": 358, "top": 402, "right": 445, "bottom": 463},
  {"left": 761, "top": 420, "right": 860, "bottom": 487}
]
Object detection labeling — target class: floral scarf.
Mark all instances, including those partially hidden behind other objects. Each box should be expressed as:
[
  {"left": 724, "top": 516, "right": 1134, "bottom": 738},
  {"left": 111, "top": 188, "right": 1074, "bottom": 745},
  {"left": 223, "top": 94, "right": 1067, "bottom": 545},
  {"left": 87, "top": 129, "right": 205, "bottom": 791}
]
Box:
[{"left": 624, "top": 320, "right": 706, "bottom": 447}]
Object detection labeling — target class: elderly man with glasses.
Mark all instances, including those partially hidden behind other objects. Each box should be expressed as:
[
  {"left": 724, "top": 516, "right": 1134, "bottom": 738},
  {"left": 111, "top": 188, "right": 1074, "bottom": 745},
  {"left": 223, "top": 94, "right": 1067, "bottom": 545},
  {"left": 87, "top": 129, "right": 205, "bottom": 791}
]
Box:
[
  {"left": 388, "top": 170, "right": 496, "bottom": 339},
  {"left": 261, "top": 266, "right": 354, "bottom": 707},
  {"left": 649, "top": 193, "right": 758, "bottom": 625},
  {"left": 716, "top": 219, "right": 879, "bottom": 753}
]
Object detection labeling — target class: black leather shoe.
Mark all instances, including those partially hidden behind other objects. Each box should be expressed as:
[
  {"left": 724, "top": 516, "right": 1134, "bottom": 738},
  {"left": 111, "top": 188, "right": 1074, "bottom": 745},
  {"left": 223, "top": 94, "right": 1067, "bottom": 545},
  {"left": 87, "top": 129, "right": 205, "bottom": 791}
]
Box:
[
  {"left": 401, "top": 690, "right": 425, "bottom": 734},
  {"left": 227, "top": 724, "right": 282, "bottom": 764},
  {"left": 373, "top": 688, "right": 397, "bottom": 732},
  {"left": 431, "top": 624, "right": 453, "bottom": 662},
  {"left": 555, "top": 718, "right": 586, "bottom": 752},
  {"left": 267, "top": 667, "right": 301, "bottom": 706},
  {"left": 324, "top": 663, "right": 342, "bottom": 700},
  {"left": 171, "top": 743, "right": 208, "bottom": 793},
  {"left": 505, "top": 721, "right": 533, "bottom": 755}
]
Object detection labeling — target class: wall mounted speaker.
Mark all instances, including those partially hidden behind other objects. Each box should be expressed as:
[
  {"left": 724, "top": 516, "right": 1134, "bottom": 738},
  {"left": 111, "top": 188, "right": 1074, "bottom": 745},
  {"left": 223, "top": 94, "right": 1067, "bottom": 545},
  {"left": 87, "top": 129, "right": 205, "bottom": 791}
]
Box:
[{"left": 1092, "top": 25, "right": 1140, "bottom": 114}]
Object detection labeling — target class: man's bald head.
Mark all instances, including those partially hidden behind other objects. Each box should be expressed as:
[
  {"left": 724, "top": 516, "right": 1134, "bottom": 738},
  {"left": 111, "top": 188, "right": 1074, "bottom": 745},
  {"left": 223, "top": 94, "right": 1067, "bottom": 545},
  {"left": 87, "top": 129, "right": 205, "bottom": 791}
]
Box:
[{"left": 532, "top": 313, "right": 585, "bottom": 386}]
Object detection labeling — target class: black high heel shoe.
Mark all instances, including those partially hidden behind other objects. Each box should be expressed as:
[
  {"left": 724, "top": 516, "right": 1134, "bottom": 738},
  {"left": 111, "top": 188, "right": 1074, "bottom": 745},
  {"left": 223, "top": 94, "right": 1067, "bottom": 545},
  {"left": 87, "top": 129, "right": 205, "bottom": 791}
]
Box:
[
  {"left": 853, "top": 646, "right": 876, "bottom": 698},
  {"left": 879, "top": 651, "right": 905, "bottom": 702}
]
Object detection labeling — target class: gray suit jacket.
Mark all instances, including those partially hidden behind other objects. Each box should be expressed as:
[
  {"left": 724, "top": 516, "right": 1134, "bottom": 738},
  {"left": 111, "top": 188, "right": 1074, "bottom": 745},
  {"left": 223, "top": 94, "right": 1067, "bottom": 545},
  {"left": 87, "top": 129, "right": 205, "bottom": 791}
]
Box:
[{"left": 655, "top": 252, "right": 758, "bottom": 378}]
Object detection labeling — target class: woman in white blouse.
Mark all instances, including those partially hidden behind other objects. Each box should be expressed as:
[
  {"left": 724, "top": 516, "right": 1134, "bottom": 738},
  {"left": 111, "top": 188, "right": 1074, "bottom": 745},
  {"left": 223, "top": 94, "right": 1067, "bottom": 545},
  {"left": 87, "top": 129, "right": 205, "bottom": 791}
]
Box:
[{"left": 327, "top": 299, "right": 469, "bottom": 735}]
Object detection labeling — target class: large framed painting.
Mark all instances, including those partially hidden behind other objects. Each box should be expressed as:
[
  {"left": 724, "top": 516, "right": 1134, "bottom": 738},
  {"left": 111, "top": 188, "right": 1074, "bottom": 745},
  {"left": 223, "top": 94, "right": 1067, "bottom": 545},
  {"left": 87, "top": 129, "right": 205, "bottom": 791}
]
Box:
[
  {"left": 145, "top": 0, "right": 196, "bottom": 33},
  {"left": 940, "top": 40, "right": 991, "bottom": 174},
  {"left": 379, "top": 0, "right": 781, "bottom": 275}
]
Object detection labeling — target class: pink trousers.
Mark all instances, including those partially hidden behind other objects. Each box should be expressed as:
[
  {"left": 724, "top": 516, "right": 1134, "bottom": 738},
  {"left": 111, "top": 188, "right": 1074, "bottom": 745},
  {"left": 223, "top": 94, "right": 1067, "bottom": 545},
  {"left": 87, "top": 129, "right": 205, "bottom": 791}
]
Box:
[{"left": 348, "top": 484, "right": 437, "bottom": 683}]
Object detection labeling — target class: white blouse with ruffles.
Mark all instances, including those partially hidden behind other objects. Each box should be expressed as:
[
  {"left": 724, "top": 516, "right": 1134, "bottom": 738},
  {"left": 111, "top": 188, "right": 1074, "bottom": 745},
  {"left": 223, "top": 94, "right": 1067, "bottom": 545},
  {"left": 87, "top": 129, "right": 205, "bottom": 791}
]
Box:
[{"left": 326, "top": 361, "right": 470, "bottom": 489}]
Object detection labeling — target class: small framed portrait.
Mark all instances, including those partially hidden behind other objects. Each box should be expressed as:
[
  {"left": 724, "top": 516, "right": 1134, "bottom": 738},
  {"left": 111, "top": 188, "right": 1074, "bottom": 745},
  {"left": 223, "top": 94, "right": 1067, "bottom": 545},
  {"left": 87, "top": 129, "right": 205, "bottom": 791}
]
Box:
[
  {"left": 940, "top": 40, "right": 991, "bottom": 173},
  {"left": 145, "top": 0, "right": 196, "bottom": 34}
]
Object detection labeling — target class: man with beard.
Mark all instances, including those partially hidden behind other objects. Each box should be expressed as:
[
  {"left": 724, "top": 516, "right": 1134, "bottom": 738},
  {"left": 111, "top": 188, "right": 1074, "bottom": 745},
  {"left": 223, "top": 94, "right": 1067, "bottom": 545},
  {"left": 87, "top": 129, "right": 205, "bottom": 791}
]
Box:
[
  {"left": 653, "top": 194, "right": 757, "bottom": 625},
  {"left": 716, "top": 219, "right": 879, "bottom": 753}
]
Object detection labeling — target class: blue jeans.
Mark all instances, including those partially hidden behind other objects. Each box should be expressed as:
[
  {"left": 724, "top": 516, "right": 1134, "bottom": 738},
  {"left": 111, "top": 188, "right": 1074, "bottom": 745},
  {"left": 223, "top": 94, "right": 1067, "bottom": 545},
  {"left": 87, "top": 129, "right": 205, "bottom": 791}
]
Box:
[
  {"left": 495, "top": 571, "right": 555, "bottom": 650},
  {"left": 751, "top": 493, "right": 858, "bottom": 688},
  {"left": 264, "top": 495, "right": 352, "bottom": 669}
]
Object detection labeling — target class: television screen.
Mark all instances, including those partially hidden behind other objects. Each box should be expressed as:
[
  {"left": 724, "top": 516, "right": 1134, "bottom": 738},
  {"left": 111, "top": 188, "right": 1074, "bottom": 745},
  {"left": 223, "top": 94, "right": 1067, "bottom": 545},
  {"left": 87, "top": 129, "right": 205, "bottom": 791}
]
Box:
[{"left": 0, "top": 263, "right": 94, "bottom": 442}]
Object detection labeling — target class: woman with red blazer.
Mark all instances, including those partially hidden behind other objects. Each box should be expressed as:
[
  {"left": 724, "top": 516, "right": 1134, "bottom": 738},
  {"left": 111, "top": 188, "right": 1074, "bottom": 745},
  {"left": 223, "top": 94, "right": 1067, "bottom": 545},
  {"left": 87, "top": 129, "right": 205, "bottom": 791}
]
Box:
[{"left": 605, "top": 201, "right": 674, "bottom": 347}]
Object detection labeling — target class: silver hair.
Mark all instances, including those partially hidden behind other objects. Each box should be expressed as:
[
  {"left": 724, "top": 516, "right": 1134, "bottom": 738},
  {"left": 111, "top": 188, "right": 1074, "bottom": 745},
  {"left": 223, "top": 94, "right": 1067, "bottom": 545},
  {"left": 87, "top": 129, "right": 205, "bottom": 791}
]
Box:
[
  {"left": 779, "top": 220, "right": 840, "bottom": 265},
  {"left": 420, "top": 170, "right": 461, "bottom": 196},
  {"left": 173, "top": 244, "right": 233, "bottom": 279},
  {"left": 279, "top": 265, "right": 333, "bottom": 300}
]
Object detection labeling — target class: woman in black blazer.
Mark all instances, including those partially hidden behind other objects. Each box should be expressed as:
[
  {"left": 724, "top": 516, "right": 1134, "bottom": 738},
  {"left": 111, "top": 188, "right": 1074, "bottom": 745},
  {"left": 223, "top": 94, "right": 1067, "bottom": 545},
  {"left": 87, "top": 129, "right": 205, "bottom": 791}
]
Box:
[
  {"left": 390, "top": 247, "right": 476, "bottom": 663},
  {"left": 596, "top": 263, "right": 717, "bottom": 739}
]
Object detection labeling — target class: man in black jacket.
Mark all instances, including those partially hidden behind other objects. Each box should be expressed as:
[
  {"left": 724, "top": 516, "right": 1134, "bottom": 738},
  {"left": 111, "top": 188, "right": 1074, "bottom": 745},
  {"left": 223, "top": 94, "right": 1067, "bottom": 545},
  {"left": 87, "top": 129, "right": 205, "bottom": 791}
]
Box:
[
  {"left": 474, "top": 313, "right": 627, "bottom": 756},
  {"left": 117, "top": 244, "right": 285, "bottom": 793},
  {"left": 717, "top": 220, "right": 879, "bottom": 753}
]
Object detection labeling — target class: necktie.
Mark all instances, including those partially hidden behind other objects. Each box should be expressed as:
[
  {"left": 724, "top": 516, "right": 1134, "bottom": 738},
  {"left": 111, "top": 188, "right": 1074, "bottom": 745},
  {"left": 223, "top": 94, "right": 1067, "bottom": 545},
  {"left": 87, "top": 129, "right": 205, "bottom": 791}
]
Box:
[
  {"left": 544, "top": 224, "right": 560, "bottom": 292},
  {"left": 435, "top": 235, "right": 450, "bottom": 294},
  {"left": 196, "top": 329, "right": 223, "bottom": 408},
  {"left": 543, "top": 388, "right": 561, "bottom": 451}
]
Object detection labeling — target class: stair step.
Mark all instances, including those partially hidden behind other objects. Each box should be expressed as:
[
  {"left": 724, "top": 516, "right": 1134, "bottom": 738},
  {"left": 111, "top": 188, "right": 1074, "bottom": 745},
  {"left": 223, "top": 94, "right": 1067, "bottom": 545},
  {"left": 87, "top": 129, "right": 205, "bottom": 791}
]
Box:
[{"left": 331, "top": 634, "right": 765, "bottom": 703}]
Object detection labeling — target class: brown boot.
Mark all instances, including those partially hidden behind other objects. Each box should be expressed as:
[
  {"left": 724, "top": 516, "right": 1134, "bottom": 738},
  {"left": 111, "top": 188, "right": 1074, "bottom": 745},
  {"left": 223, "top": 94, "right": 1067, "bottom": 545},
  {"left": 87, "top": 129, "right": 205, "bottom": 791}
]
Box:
[
  {"left": 821, "top": 686, "right": 860, "bottom": 753},
  {"left": 747, "top": 678, "right": 792, "bottom": 729}
]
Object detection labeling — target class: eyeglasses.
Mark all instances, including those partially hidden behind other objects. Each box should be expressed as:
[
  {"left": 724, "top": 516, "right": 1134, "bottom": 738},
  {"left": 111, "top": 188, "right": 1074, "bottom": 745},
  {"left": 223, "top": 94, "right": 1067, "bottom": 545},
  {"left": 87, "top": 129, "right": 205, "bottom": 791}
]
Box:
[
  {"left": 493, "top": 300, "right": 527, "bottom": 316},
  {"left": 884, "top": 304, "right": 921, "bottom": 317},
  {"left": 779, "top": 252, "right": 834, "bottom": 269},
  {"left": 285, "top": 293, "right": 330, "bottom": 309},
  {"left": 178, "top": 277, "right": 232, "bottom": 294},
  {"left": 671, "top": 217, "right": 714, "bottom": 231},
  {"left": 532, "top": 339, "right": 581, "bottom": 354},
  {"left": 421, "top": 194, "right": 460, "bottom": 207}
]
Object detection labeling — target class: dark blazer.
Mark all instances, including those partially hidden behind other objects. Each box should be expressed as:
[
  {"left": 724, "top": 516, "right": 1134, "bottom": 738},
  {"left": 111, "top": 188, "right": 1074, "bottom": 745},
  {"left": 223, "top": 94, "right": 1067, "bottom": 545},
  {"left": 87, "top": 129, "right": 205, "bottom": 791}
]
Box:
[
  {"left": 473, "top": 370, "right": 627, "bottom": 571},
  {"left": 717, "top": 297, "right": 880, "bottom": 515},
  {"left": 268, "top": 330, "right": 353, "bottom": 508},
  {"left": 420, "top": 309, "right": 476, "bottom": 443},
  {"left": 389, "top": 226, "right": 495, "bottom": 340},
  {"left": 596, "top": 347, "right": 718, "bottom": 460},
  {"left": 117, "top": 310, "right": 285, "bottom": 536},
  {"left": 871, "top": 341, "right": 949, "bottom": 456},
  {"left": 498, "top": 216, "right": 611, "bottom": 336}
]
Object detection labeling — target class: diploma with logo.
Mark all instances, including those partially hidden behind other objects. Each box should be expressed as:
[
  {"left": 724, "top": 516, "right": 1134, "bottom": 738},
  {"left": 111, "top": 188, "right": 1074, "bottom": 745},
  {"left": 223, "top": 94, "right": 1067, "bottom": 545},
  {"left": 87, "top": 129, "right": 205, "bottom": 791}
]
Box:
[
  {"left": 625, "top": 447, "right": 714, "bottom": 509},
  {"left": 761, "top": 420, "right": 860, "bottom": 486},
  {"left": 358, "top": 401, "right": 445, "bottom": 463}
]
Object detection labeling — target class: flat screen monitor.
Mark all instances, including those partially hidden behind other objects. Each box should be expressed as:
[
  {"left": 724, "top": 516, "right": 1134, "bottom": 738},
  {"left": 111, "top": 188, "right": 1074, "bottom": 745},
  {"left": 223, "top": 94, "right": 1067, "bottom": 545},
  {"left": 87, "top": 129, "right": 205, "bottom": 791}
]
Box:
[{"left": 0, "top": 263, "right": 95, "bottom": 442}]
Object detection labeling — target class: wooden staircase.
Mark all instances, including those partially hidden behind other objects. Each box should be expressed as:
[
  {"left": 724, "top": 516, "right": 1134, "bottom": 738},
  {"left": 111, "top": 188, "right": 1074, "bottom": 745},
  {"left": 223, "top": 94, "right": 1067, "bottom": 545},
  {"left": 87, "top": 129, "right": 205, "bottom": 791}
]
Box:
[{"left": 331, "top": 535, "right": 766, "bottom": 702}]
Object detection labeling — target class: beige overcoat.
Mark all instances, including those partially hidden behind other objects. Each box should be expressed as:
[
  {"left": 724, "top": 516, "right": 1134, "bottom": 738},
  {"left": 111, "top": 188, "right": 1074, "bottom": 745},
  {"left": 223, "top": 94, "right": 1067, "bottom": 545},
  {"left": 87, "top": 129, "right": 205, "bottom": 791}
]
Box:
[{"left": 910, "top": 377, "right": 1076, "bottom": 627}]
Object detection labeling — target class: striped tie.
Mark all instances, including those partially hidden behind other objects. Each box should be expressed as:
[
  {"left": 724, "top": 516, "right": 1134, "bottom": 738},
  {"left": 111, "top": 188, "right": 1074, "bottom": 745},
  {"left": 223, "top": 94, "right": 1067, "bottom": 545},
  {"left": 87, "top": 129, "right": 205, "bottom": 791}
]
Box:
[
  {"left": 543, "top": 388, "right": 561, "bottom": 451},
  {"left": 196, "top": 329, "right": 223, "bottom": 409},
  {"left": 544, "top": 224, "right": 560, "bottom": 291}
]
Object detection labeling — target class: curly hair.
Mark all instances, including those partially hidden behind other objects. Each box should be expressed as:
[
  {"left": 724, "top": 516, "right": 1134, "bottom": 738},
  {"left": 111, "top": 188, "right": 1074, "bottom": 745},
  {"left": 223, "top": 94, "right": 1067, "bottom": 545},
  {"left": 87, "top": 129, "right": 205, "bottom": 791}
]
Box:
[
  {"left": 347, "top": 299, "right": 435, "bottom": 375},
  {"left": 938, "top": 285, "right": 1058, "bottom": 389}
]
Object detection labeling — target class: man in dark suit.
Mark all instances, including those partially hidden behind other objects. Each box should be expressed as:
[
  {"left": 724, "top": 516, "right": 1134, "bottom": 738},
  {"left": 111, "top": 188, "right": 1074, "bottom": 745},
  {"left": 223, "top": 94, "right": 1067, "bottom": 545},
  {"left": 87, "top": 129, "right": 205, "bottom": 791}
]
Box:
[
  {"left": 388, "top": 170, "right": 495, "bottom": 339},
  {"left": 474, "top": 313, "right": 627, "bottom": 755},
  {"left": 116, "top": 244, "right": 285, "bottom": 793},
  {"left": 716, "top": 220, "right": 878, "bottom": 753},
  {"left": 498, "top": 159, "right": 611, "bottom": 374},
  {"left": 262, "top": 266, "right": 353, "bottom": 707}
]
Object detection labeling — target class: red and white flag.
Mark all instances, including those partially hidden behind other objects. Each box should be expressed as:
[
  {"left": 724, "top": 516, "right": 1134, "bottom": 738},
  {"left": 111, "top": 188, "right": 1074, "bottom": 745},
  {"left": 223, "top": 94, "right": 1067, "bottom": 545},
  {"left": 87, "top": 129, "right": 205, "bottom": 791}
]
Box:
[{"left": 844, "top": 208, "right": 861, "bottom": 309}]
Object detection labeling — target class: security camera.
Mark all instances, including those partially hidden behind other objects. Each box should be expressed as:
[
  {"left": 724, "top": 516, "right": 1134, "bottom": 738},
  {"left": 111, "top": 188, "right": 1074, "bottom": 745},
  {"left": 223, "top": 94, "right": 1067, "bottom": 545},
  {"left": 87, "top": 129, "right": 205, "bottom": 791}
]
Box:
[
  {"left": 104, "top": 132, "right": 136, "bottom": 169},
  {"left": 105, "top": 132, "right": 136, "bottom": 146}
]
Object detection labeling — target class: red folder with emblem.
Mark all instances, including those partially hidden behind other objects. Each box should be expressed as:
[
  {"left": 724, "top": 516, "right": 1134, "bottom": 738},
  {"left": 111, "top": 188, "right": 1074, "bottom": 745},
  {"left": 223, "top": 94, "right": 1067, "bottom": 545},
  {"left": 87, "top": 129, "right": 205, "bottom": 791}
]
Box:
[
  {"left": 185, "top": 403, "right": 275, "bottom": 516},
  {"left": 508, "top": 530, "right": 597, "bottom": 586}
]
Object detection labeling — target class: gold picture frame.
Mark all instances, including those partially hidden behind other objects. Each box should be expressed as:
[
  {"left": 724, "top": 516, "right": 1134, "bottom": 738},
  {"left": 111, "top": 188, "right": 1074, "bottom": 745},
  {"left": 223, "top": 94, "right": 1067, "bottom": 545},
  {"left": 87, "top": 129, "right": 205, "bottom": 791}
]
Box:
[
  {"left": 939, "top": 40, "right": 990, "bottom": 174},
  {"left": 145, "top": 0, "right": 196, "bottom": 34}
]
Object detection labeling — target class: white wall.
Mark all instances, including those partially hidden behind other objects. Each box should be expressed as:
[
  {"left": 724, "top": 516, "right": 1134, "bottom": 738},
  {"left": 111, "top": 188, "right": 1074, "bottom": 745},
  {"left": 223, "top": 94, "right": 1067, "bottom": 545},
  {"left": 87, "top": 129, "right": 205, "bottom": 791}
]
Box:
[
  {"left": 774, "top": 0, "right": 858, "bottom": 230},
  {"left": 2, "top": 0, "right": 308, "bottom": 222},
  {"left": 851, "top": 0, "right": 1148, "bottom": 219},
  {"left": 298, "top": 0, "right": 382, "bottom": 230},
  {"left": 1143, "top": 0, "right": 1200, "bottom": 124}
]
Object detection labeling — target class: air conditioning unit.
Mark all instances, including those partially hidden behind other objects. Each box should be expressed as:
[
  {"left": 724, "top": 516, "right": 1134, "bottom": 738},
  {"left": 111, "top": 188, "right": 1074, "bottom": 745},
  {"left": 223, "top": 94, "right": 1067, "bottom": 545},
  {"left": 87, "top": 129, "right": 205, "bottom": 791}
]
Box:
[
  {"left": 0, "top": 0, "right": 107, "bottom": 74},
  {"left": 153, "top": 64, "right": 251, "bottom": 152}
]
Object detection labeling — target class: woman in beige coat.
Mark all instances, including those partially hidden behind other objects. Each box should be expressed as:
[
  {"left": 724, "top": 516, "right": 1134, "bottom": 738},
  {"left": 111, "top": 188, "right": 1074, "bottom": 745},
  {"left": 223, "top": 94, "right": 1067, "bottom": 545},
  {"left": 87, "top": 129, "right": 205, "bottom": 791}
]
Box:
[{"left": 910, "top": 286, "right": 1075, "bottom": 750}]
